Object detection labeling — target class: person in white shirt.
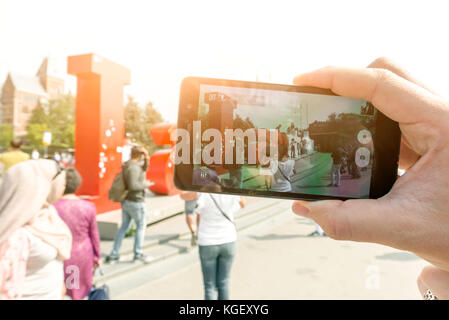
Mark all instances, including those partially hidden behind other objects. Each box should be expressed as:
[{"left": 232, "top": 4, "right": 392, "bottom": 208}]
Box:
[
  {"left": 186, "top": 191, "right": 245, "bottom": 300},
  {"left": 270, "top": 143, "right": 296, "bottom": 192}
]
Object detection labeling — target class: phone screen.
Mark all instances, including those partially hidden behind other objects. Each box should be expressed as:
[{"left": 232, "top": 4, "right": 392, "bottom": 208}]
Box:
[{"left": 184, "top": 83, "right": 376, "bottom": 199}]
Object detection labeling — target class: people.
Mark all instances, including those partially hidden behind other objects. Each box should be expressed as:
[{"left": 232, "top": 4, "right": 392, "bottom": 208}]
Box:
[
  {"left": 300, "top": 139, "right": 307, "bottom": 155},
  {"left": 106, "top": 146, "right": 152, "bottom": 264},
  {"left": 347, "top": 143, "right": 361, "bottom": 179},
  {"left": 53, "top": 168, "right": 101, "bottom": 300},
  {"left": 192, "top": 164, "right": 220, "bottom": 186},
  {"left": 290, "top": 138, "right": 296, "bottom": 158},
  {"left": 270, "top": 143, "right": 296, "bottom": 192},
  {"left": 186, "top": 191, "right": 245, "bottom": 300},
  {"left": 0, "top": 160, "right": 72, "bottom": 299},
  {"left": 329, "top": 142, "right": 346, "bottom": 187},
  {"left": 31, "top": 149, "right": 40, "bottom": 160},
  {"left": 180, "top": 191, "right": 199, "bottom": 246},
  {"left": 0, "top": 138, "right": 30, "bottom": 175},
  {"left": 291, "top": 57, "right": 449, "bottom": 299},
  {"left": 53, "top": 152, "right": 61, "bottom": 163},
  {"left": 222, "top": 140, "right": 244, "bottom": 189}
]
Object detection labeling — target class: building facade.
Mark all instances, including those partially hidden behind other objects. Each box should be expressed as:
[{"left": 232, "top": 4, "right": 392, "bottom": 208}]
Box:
[{"left": 0, "top": 57, "right": 64, "bottom": 136}]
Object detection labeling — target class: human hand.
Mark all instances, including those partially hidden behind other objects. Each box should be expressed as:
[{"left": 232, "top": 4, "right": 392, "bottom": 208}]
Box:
[
  {"left": 146, "top": 180, "right": 155, "bottom": 187},
  {"left": 239, "top": 196, "right": 246, "bottom": 208},
  {"left": 94, "top": 260, "right": 101, "bottom": 269},
  {"left": 141, "top": 147, "right": 150, "bottom": 160},
  {"left": 418, "top": 265, "right": 449, "bottom": 300},
  {"left": 291, "top": 57, "right": 449, "bottom": 273}
]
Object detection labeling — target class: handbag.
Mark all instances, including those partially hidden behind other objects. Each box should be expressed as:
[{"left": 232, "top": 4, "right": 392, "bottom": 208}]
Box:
[{"left": 88, "top": 267, "right": 110, "bottom": 300}]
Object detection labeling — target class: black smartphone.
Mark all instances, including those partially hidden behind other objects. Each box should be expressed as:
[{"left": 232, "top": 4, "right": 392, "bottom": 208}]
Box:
[{"left": 174, "top": 77, "right": 400, "bottom": 201}]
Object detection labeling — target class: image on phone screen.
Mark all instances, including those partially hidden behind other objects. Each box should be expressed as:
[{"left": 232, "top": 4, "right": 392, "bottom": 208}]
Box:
[{"left": 176, "top": 78, "right": 399, "bottom": 200}]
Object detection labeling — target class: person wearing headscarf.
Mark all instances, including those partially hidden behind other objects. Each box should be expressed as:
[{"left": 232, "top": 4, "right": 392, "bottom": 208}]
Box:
[
  {"left": 54, "top": 168, "right": 101, "bottom": 300},
  {"left": 0, "top": 160, "right": 72, "bottom": 300}
]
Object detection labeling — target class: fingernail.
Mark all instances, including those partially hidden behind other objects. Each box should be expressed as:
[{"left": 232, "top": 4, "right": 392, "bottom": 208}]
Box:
[{"left": 292, "top": 201, "right": 311, "bottom": 216}]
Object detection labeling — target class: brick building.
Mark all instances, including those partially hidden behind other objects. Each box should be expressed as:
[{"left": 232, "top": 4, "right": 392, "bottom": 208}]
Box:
[{"left": 0, "top": 57, "right": 64, "bottom": 136}]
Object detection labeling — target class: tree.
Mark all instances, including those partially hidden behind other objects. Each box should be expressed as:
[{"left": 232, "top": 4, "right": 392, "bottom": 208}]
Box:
[
  {"left": 0, "top": 124, "right": 13, "bottom": 148},
  {"left": 124, "top": 96, "right": 165, "bottom": 154},
  {"left": 328, "top": 112, "right": 337, "bottom": 122},
  {"left": 27, "top": 123, "right": 49, "bottom": 148},
  {"left": 27, "top": 94, "right": 165, "bottom": 154},
  {"left": 27, "top": 94, "right": 75, "bottom": 150},
  {"left": 234, "top": 114, "right": 256, "bottom": 131}
]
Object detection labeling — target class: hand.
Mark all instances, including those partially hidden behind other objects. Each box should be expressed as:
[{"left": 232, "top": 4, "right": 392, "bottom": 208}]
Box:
[
  {"left": 239, "top": 196, "right": 246, "bottom": 208},
  {"left": 94, "top": 260, "right": 101, "bottom": 269},
  {"left": 146, "top": 180, "right": 155, "bottom": 187},
  {"left": 291, "top": 57, "right": 449, "bottom": 274},
  {"left": 141, "top": 148, "right": 150, "bottom": 160},
  {"left": 418, "top": 265, "right": 449, "bottom": 300}
]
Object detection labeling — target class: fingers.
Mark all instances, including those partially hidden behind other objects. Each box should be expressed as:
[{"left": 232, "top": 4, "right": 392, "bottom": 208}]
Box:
[
  {"left": 367, "top": 57, "right": 436, "bottom": 95},
  {"left": 398, "top": 140, "right": 420, "bottom": 171},
  {"left": 292, "top": 199, "right": 408, "bottom": 247},
  {"left": 366, "top": 57, "right": 422, "bottom": 170},
  {"left": 293, "top": 66, "right": 443, "bottom": 124},
  {"left": 417, "top": 265, "right": 449, "bottom": 300}
]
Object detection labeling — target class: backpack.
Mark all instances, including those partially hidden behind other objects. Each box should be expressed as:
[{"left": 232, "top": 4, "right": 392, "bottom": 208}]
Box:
[{"left": 108, "top": 168, "right": 128, "bottom": 202}]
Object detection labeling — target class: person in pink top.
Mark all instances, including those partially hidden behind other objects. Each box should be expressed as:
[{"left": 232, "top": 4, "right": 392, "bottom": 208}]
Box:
[{"left": 54, "top": 168, "right": 101, "bottom": 300}]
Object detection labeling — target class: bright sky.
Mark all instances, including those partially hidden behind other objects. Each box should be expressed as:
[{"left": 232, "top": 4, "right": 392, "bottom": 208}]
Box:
[{"left": 1, "top": 0, "right": 448, "bottom": 122}]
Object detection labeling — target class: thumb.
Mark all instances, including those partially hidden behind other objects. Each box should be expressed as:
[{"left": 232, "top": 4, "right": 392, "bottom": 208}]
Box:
[
  {"left": 417, "top": 265, "right": 449, "bottom": 300},
  {"left": 292, "top": 198, "right": 406, "bottom": 247}
]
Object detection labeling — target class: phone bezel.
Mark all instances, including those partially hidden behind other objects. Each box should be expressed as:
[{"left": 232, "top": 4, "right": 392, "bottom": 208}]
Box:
[{"left": 174, "top": 76, "right": 401, "bottom": 201}]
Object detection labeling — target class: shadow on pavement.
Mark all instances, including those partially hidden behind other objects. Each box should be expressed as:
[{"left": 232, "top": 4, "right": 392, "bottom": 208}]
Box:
[
  {"left": 249, "top": 233, "right": 309, "bottom": 241},
  {"left": 375, "top": 252, "right": 420, "bottom": 261}
]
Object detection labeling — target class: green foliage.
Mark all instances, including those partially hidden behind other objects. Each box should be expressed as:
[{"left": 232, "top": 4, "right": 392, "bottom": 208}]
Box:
[
  {"left": 27, "top": 123, "right": 49, "bottom": 148},
  {"left": 0, "top": 124, "right": 14, "bottom": 148},
  {"left": 124, "top": 96, "right": 165, "bottom": 154},
  {"left": 26, "top": 94, "right": 165, "bottom": 154},
  {"left": 27, "top": 94, "right": 76, "bottom": 149}
]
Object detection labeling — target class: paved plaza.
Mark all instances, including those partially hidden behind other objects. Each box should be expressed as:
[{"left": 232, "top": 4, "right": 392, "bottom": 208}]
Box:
[{"left": 104, "top": 201, "right": 427, "bottom": 300}]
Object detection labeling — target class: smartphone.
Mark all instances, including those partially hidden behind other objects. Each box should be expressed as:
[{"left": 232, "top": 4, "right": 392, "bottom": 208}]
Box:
[{"left": 174, "top": 77, "right": 400, "bottom": 201}]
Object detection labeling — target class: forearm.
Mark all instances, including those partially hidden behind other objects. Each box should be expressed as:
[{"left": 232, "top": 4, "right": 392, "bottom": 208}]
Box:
[{"left": 89, "top": 211, "right": 101, "bottom": 260}]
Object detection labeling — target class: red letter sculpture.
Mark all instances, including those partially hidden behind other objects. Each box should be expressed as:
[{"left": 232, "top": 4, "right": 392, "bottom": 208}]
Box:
[{"left": 68, "top": 54, "right": 130, "bottom": 213}]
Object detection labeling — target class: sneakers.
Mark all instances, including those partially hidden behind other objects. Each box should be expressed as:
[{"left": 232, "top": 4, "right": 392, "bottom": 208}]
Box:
[
  {"left": 105, "top": 255, "right": 120, "bottom": 264},
  {"left": 191, "top": 232, "right": 198, "bottom": 247},
  {"left": 133, "top": 254, "right": 152, "bottom": 264},
  {"left": 106, "top": 254, "right": 152, "bottom": 264}
]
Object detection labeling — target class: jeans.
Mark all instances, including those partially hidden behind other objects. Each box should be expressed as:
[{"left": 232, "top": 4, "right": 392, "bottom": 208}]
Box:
[
  {"left": 199, "top": 242, "right": 236, "bottom": 300},
  {"left": 331, "top": 163, "right": 342, "bottom": 186},
  {"left": 110, "top": 200, "right": 147, "bottom": 258}
]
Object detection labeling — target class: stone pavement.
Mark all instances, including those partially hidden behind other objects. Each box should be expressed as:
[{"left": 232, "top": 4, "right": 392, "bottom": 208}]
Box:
[
  {"left": 107, "top": 204, "right": 427, "bottom": 300},
  {"left": 97, "top": 197, "right": 289, "bottom": 282}
]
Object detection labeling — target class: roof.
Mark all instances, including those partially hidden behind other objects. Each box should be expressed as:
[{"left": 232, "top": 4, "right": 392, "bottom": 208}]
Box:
[
  {"left": 37, "top": 56, "right": 65, "bottom": 78},
  {"left": 8, "top": 73, "right": 48, "bottom": 97}
]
